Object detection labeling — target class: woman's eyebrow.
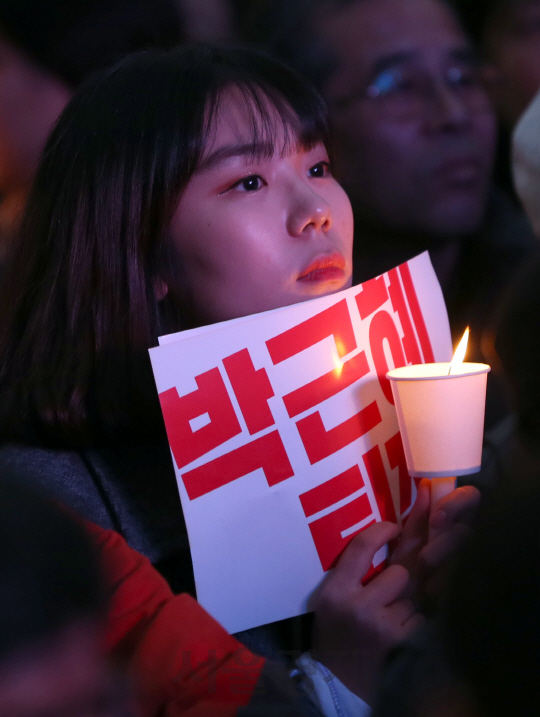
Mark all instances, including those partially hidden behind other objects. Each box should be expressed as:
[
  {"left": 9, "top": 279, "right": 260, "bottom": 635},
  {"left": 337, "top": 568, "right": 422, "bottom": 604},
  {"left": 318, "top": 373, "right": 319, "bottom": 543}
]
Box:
[{"left": 197, "top": 141, "right": 274, "bottom": 172}]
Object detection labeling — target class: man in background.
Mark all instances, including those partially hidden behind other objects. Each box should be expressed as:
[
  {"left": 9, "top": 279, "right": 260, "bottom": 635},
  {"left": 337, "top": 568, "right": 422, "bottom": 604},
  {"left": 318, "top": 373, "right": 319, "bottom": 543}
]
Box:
[{"left": 245, "top": 0, "right": 539, "bottom": 424}]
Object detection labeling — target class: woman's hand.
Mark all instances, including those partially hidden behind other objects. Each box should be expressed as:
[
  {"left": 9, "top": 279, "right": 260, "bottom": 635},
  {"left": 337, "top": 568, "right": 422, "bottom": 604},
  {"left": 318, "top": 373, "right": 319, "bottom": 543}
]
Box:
[
  {"left": 312, "top": 521, "right": 424, "bottom": 704},
  {"left": 389, "top": 480, "right": 481, "bottom": 606}
]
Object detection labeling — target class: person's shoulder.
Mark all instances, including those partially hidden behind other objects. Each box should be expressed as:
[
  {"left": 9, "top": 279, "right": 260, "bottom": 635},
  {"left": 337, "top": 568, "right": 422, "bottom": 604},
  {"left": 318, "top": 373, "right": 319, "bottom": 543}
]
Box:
[
  {"left": 0, "top": 442, "right": 87, "bottom": 479},
  {"left": 0, "top": 442, "right": 116, "bottom": 528}
]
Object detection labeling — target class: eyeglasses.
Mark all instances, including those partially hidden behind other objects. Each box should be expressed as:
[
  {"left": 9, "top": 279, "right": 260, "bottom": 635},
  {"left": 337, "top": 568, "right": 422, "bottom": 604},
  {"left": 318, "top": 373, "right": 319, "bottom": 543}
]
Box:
[{"left": 332, "top": 63, "right": 492, "bottom": 120}]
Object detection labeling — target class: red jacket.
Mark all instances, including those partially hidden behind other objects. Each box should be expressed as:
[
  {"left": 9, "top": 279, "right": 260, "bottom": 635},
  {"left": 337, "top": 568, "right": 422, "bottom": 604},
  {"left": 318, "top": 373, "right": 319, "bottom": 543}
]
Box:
[{"left": 86, "top": 522, "right": 311, "bottom": 717}]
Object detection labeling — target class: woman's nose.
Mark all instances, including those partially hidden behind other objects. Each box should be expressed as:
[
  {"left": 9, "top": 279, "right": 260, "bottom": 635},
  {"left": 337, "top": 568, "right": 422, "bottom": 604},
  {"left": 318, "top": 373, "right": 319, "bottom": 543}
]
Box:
[{"left": 286, "top": 186, "right": 332, "bottom": 237}]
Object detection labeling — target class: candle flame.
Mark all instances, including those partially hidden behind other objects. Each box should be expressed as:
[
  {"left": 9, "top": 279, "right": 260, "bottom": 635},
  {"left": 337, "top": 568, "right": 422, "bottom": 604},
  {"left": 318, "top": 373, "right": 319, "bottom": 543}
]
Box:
[{"left": 448, "top": 327, "right": 470, "bottom": 375}]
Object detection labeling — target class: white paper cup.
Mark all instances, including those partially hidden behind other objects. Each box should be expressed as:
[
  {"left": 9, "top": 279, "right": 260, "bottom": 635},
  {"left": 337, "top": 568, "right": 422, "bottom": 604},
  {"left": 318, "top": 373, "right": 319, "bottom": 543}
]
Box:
[{"left": 386, "top": 362, "right": 490, "bottom": 477}]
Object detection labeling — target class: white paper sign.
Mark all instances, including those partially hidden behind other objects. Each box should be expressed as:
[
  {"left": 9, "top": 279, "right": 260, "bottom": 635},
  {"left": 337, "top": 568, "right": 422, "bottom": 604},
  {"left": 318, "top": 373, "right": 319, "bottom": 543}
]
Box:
[{"left": 149, "top": 252, "right": 452, "bottom": 633}]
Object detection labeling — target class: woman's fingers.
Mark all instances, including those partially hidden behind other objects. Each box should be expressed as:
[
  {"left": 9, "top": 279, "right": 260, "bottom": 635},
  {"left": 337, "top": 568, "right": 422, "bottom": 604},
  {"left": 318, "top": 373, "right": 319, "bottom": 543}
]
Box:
[
  {"left": 330, "top": 521, "right": 401, "bottom": 589},
  {"left": 429, "top": 485, "right": 481, "bottom": 540},
  {"left": 389, "top": 479, "right": 430, "bottom": 572},
  {"left": 420, "top": 522, "right": 471, "bottom": 571},
  {"left": 384, "top": 598, "right": 426, "bottom": 644},
  {"left": 361, "top": 563, "right": 410, "bottom": 606},
  {"left": 313, "top": 539, "right": 422, "bottom": 702}
]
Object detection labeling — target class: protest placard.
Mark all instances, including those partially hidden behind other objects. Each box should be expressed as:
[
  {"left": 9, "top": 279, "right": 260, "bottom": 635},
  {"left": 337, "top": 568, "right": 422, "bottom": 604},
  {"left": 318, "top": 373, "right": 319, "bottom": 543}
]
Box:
[{"left": 149, "top": 252, "right": 452, "bottom": 633}]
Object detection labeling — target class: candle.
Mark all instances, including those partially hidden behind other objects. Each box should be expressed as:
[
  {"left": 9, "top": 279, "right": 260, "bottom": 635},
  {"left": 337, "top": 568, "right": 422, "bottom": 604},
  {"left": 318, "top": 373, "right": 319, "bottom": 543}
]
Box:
[{"left": 386, "top": 328, "right": 490, "bottom": 518}]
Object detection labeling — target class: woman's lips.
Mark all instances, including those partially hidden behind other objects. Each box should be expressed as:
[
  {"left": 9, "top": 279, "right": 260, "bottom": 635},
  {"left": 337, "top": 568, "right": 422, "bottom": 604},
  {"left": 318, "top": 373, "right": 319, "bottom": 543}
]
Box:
[{"left": 297, "top": 253, "right": 346, "bottom": 283}]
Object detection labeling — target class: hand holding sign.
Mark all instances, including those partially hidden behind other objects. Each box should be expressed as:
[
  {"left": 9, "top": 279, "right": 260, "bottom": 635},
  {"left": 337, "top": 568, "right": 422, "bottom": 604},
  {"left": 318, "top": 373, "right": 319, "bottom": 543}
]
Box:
[
  {"left": 389, "top": 480, "right": 481, "bottom": 607},
  {"left": 150, "top": 252, "right": 454, "bottom": 632},
  {"left": 312, "top": 521, "right": 425, "bottom": 704}
]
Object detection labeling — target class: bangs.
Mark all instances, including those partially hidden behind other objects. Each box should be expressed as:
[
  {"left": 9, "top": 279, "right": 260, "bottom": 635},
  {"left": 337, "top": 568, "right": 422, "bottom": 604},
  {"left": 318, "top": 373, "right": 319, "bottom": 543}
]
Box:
[{"left": 200, "top": 70, "right": 332, "bottom": 164}]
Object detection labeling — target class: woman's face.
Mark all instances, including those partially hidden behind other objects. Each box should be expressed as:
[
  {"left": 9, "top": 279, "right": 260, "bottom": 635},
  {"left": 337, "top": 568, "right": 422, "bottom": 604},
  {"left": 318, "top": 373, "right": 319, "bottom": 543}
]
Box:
[{"left": 168, "top": 91, "right": 354, "bottom": 325}]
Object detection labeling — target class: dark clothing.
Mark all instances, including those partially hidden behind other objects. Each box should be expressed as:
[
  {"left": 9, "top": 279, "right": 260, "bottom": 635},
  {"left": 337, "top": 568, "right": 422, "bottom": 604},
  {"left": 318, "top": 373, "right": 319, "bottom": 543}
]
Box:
[
  {"left": 353, "top": 188, "right": 537, "bottom": 352},
  {"left": 0, "top": 440, "right": 311, "bottom": 658},
  {"left": 352, "top": 188, "right": 540, "bottom": 428},
  {"left": 0, "top": 441, "right": 193, "bottom": 593}
]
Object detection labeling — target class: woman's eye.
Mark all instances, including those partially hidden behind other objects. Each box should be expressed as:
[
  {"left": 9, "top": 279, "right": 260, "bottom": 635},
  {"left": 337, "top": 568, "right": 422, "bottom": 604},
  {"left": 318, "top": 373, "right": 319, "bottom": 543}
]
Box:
[
  {"left": 235, "top": 175, "right": 264, "bottom": 192},
  {"left": 309, "top": 161, "right": 331, "bottom": 178},
  {"left": 219, "top": 174, "right": 266, "bottom": 195}
]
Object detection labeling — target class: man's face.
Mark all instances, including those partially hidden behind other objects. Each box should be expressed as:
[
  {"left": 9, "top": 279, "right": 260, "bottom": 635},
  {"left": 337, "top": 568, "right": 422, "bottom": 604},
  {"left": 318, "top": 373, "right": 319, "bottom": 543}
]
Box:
[{"left": 319, "top": 0, "right": 497, "bottom": 240}]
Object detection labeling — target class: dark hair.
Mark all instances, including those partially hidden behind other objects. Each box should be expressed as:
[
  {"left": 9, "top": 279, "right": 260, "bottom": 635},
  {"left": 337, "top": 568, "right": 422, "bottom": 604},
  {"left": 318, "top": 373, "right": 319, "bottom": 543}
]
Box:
[
  {"left": 449, "top": 0, "right": 507, "bottom": 47},
  {"left": 241, "top": 0, "right": 341, "bottom": 91},
  {"left": 243, "top": 0, "right": 464, "bottom": 93},
  {"left": 0, "top": 44, "right": 331, "bottom": 448},
  {"left": 0, "top": 0, "right": 184, "bottom": 86},
  {"left": 0, "top": 477, "right": 104, "bottom": 662}
]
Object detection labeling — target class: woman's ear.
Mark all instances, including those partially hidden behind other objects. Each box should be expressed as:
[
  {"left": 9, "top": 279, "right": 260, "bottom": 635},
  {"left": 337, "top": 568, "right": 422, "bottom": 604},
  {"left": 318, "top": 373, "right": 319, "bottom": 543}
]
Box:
[{"left": 154, "top": 277, "right": 169, "bottom": 301}]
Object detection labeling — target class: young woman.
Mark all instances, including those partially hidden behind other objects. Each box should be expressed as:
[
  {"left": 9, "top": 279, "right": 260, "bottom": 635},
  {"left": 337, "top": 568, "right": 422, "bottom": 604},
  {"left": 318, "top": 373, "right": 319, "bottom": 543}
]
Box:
[
  {"left": 0, "top": 44, "right": 476, "bottom": 704},
  {"left": 0, "top": 43, "right": 352, "bottom": 588}
]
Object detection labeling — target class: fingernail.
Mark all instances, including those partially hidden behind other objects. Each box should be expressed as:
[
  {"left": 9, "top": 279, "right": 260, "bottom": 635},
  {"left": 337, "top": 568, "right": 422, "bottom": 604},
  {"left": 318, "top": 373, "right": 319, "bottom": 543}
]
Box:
[{"left": 430, "top": 510, "right": 448, "bottom": 528}]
